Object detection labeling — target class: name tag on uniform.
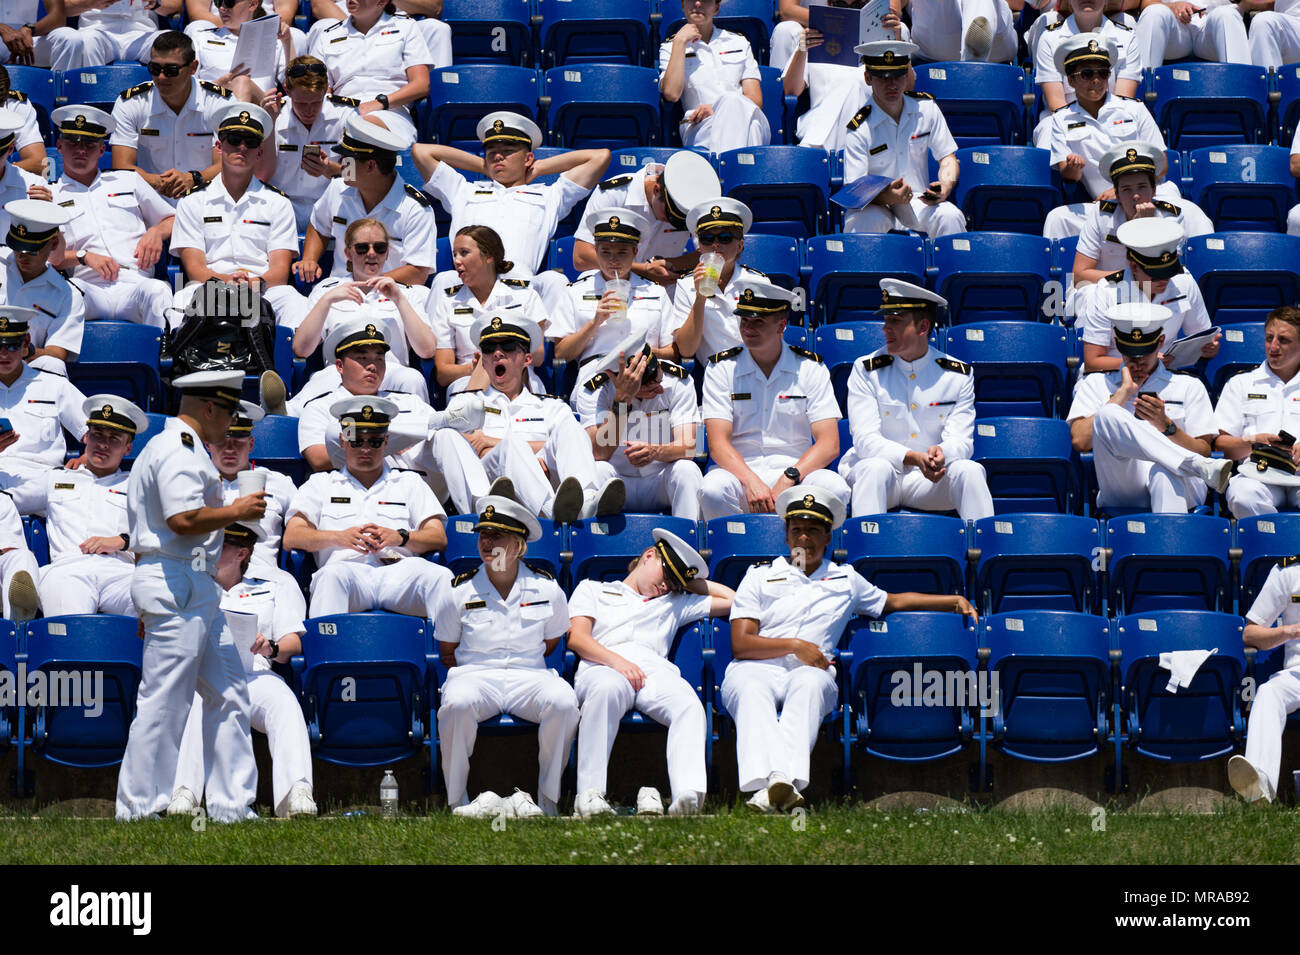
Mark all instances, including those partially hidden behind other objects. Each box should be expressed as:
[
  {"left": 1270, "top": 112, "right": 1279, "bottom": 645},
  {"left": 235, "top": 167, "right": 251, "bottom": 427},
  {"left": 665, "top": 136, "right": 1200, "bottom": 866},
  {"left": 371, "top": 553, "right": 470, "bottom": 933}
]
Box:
[
  {"left": 53, "top": 482, "right": 75, "bottom": 490},
  {"left": 1067, "top": 121, "right": 1086, "bottom": 130},
  {"left": 1248, "top": 393, "right": 1269, "bottom": 400},
  {"left": 140, "top": 128, "right": 160, "bottom": 136},
  {"left": 57, "top": 200, "right": 75, "bottom": 208},
  {"left": 473, "top": 190, "right": 494, "bottom": 196},
  {"left": 869, "top": 144, "right": 888, "bottom": 155},
  {"left": 484, "top": 406, "right": 501, "bottom": 415},
  {"left": 453, "top": 307, "right": 473, "bottom": 314},
  {"left": 203, "top": 216, "right": 223, "bottom": 223},
  {"left": 1163, "top": 399, "right": 1183, "bottom": 405},
  {"left": 464, "top": 599, "right": 487, "bottom": 609},
  {"left": 1292, "top": 595, "right": 1300, "bottom": 602},
  {"left": 330, "top": 496, "right": 351, "bottom": 503},
  {"left": 766, "top": 576, "right": 787, "bottom": 583},
  {"left": 329, "top": 35, "right": 348, "bottom": 42},
  {"left": 601, "top": 589, "right": 622, "bottom": 597},
  {"left": 279, "top": 144, "right": 298, "bottom": 151},
  {"left": 333, "top": 215, "right": 347, "bottom": 224},
  {"left": 731, "top": 392, "right": 750, "bottom": 400},
  {"left": 582, "top": 294, "right": 600, "bottom": 301}
]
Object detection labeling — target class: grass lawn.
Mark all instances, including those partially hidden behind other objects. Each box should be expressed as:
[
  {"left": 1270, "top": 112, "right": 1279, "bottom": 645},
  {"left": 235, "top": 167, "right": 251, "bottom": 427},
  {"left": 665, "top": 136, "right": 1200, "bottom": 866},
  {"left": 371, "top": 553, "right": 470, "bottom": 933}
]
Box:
[{"left": 2, "top": 801, "right": 1296, "bottom": 865}]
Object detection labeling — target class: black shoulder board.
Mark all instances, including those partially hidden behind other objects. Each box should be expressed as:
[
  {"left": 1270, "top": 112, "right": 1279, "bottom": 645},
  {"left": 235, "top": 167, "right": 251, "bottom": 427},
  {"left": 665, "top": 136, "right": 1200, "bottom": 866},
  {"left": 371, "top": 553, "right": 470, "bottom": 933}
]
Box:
[
  {"left": 1046, "top": 17, "right": 1064, "bottom": 29},
  {"left": 598, "top": 174, "right": 634, "bottom": 191},
  {"left": 199, "top": 80, "right": 233, "bottom": 98},
  {"left": 750, "top": 559, "right": 772, "bottom": 567},
  {"left": 583, "top": 372, "right": 610, "bottom": 391},
  {"left": 1113, "top": 18, "right": 1133, "bottom": 30},
  {"left": 1281, "top": 554, "right": 1300, "bottom": 568},
  {"left": 936, "top": 356, "right": 972, "bottom": 375},
  {"left": 302, "top": 391, "right": 333, "bottom": 406},
  {"left": 1153, "top": 199, "right": 1180, "bottom": 215},
  {"left": 260, "top": 181, "right": 289, "bottom": 198},
  {"left": 709, "top": 346, "right": 742, "bottom": 363},
  {"left": 403, "top": 183, "right": 432, "bottom": 207},
  {"left": 789, "top": 345, "right": 823, "bottom": 363},
  {"left": 391, "top": 467, "right": 428, "bottom": 476},
  {"left": 180, "top": 432, "right": 194, "bottom": 448},
  {"left": 861, "top": 354, "right": 893, "bottom": 371},
  {"left": 452, "top": 563, "right": 482, "bottom": 586},
  {"left": 660, "top": 360, "right": 688, "bottom": 379},
  {"left": 180, "top": 179, "right": 208, "bottom": 198},
  {"left": 444, "top": 283, "right": 463, "bottom": 296},
  {"left": 846, "top": 104, "right": 871, "bottom": 131},
  {"left": 327, "top": 93, "right": 361, "bottom": 108},
  {"left": 118, "top": 82, "right": 152, "bottom": 101},
  {"left": 904, "top": 90, "right": 934, "bottom": 100},
  {"left": 324, "top": 18, "right": 344, "bottom": 29},
  {"left": 6, "top": 90, "right": 27, "bottom": 103},
  {"left": 503, "top": 278, "right": 530, "bottom": 288},
  {"left": 1104, "top": 269, "right": 1125, "bottom": 283},
  {"left": 524, "top": 559, "right": 554, "bottom": 579},
  {"left": 1098, "top": 199, "right": 1118, "bottom": 213}
]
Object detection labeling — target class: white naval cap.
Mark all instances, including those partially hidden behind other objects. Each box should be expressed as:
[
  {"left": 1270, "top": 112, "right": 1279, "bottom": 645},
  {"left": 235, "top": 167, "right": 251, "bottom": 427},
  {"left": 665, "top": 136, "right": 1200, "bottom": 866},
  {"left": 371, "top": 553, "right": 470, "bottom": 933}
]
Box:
[
  {"left": 1054, "top": 31, "right": 1118, "bottom": 77},
  {"left": 476, "top": 110, "right": 542, "bottom": 151},
  {"left": 776, "top": 484, "right": 847, "bottom": 531},
  {"left": 879, "top": 277, "right": 947, "bottom": 313},
  {"left": 4, "top": 198, "right": 71, "bottom": 252},
  {"left": 330, "top": 394, "right": 398, "bottom": 429},
  {"left": 82, "top": 394, "right": 149, "bottom": 435},
  {"left": 212, "top": 101, "right": 273, "bottom": 141},
  {"left": 0, "top": 109, "right": 24, "bottom": 148},
  {"left": 223, "top": 521, "right": 267, "bottom": 547},
  {"left": 1116, "top": 217, "right": 1185, "bottom": 279},
  {"left": 584, "top": 206, "right": 651, "bottom": 244},
  {"left": 473, "top": 493, "right": 542, "bottom": 542},
  {"left": 1109, "top": 301, "right": 1173, "bottom": 357},
  {"left": 52, "top": 104, "right": 115, "bottom": 140},
  {"left": 732, "top": 277, "right": 798, "bottom": 316},
  {"left": 595, "top": 329, "right": 660, "bottom": 378},
  {"left": 174, "top": 370, "right": 245, "bottom": 407},
  {"left": 686, "top": 196, "right": 752, "bottom": 236},
  {"left": 325, "top": 314, "right": 391, "bottom": 359},
  {"left": 227, "top": 399, "right": 266, "bottom": 435},
  {"left": 1239, "top": 442, "right": 1300, "bottom": 487},
  {"left": 855, "top": 39, "right": 918, "bottom": 72},
  {"left": 661, "top": 151, "right": 721, "bottom": 230},
  {"left": 333, "top": 111, "right": 414, "bottom": 157},
  {"left": 0, "top": 305, "right": 38, "bottom": 339},
  {"left": 472, "top": 312, "right": 543, "bottom": 354},
  {"left": 1099, "top": 141, "right": 1162, "bottom": 183},
  {"left": 651, "top": 527, "right": 708, "bottom": 587}
]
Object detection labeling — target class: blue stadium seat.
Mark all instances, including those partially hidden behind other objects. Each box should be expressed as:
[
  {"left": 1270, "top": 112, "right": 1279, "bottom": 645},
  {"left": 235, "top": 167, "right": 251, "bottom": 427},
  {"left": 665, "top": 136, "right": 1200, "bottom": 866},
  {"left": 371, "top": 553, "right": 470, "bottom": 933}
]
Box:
[
  {"left": 296, "top": 613, "right": 432, "bottom": 767},
  {"left": 659, "top": 0, "right": 776, "bottom": 64},
  {"left": 1115, "top": 610, "right": 1246, "bottom": 762},
  {"left": 22, "top": 615, "right": 142, "bottom": 769},
  {"left": 120, "top": 412, "right": 167, "bottom": 468},
  {"left": 394, "top": 149, "right": 426, "bottom": 191},
  {"left": 1275, "top": 61, "right": 1300, "bottom": 145},
  {"left": 911, "top": 61, "right": 1028, "bottom": 147},
  {"left": 983, "top": 610, "right": 1114, "bottom": 764},
  {"left": 544, "top": 64, "right": 661, "bottom": 149},
  {"left": 568, "top": 514, "right": 698, "bottom": 589},
  {"left": 21, "top": 514, "right": 48, "bottom": 566},
  {"left": 717, "top": 146, "right": 829, "bottom": 237},
  {"left": 805, "top": 233, "right": 926, "bottom": 324},
  {"left": 814, "top": 321, "right": 885, "bottom": 411},
  {"left": 1051, "top": 235, "right": 1080, "bottom": 283},
  {"left": 951, "top": 146, "right": 1060, "bottom": 234},
  {"left": 537, "top": 0, "right": 653, "bottom": 67},
  {"left": 972, "top": 514, "right": 1100, "bottom": 614},
  {"left": 0, "top": 621, "right": 18, "bottom": 765},
  {"left": 1105, "top": 513, "right": 1232, "bottom": 614},
  {"left": 68, "top": 321, "right": 164, "bottom": 412},
  {"left": 423, "top": 65, "right": 539, "bottom": 149},
  {"left": 1149, "top": 63, "right": 1268, "bottom": 152},
  {"left": 56, "top": 64, "right": 150, "bottom": 111},
  {"left": 7, "top": 65, "right": 55, "bottom": 144},
  {"left": 931, "top": 232, "right": 1052, "bottom": 324},
  {"left": 441, "top": 0, "right": 532, "bottom": 65},
  {"left": 1187, "top": 145, "right": 1296, "bottom": 233},
  {"left": 548, "top": 234, "right": 582, "bottom": 281},
  {"left": 705, "top": 514, "right": 786, "bottom": 589},
  {"left": 942, "top": 322, "right": 1070, "bottom": 418},
  {"left": 757, "top": 64, "right": 791, "bottom": 146},
  {"left": 1204, "top": 322, "right": 1263, "bottom": 400},
  {"left": 441, "top": 513, "right": 567, "bottom": 580},
  {"left": 737, "top": 232, "right": 800, "bottom": 291},
  {"left": 838, "top": 513, "right": 968, "bottom": 596},
  {"left": 972, "top": 416, "right": 1079, "bottom": 514},
  {"left": 608, "top": 147, "right": 710, "bottom": 174},
  {"left": 1183, "top": 233, "right": 1300, "bottom": 325},
  {"left": 250, "top": 413, "right": 307, "bottom": 485},
  {"left": 1235, "top": 513, "right": 1300, "bottom": 612}
]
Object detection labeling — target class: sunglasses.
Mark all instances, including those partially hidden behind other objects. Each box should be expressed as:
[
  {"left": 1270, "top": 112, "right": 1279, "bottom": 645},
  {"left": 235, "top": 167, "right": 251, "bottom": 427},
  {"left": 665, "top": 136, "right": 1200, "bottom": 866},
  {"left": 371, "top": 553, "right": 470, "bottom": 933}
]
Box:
[
  {"left": 1070, "top": 67, "right": 1111, "bottom": 81},
  {"left": 146, "top": 60, "right": 193, "bottom": 77},
  {"left": 347, "top": 437, "right": 386, "bottom": 448},
  {"left": 286, "top": 62, "right": 327, "bottom": 78},
  {"left": 215, "top": 0, "right": 246, "bottom": 8},
  {"left": 0, "top": 340, "right": 23, "bottom": 352},
  {"left": 484, "top": 340, "right": 526, "bottom": 354},
  {"left": 697, "top": 231, "right": 738, "bottom": 246},
  {"left": 350, "top": 241, "right": 388, "bottom": 255},
  {"left": 220, "top": 132, "right": 263, "bottom": 150}
]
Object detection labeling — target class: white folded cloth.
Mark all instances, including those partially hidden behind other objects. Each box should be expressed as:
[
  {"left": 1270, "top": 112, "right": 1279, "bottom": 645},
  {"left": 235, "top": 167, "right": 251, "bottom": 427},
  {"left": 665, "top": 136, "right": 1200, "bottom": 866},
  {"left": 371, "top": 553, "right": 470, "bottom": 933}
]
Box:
[{"left": 1158, "top": 648, "right": 1217, "bottom": 693}]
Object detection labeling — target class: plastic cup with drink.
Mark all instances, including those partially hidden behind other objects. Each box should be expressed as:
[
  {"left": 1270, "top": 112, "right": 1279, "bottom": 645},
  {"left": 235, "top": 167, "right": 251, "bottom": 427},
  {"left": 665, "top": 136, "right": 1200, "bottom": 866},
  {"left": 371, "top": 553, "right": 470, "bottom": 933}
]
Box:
[
  {"left": 697, "top": 252, "right": 724, "bottom": 298},
  {"left": 605, "top": 274, "right": 630, "bottom": 323}
]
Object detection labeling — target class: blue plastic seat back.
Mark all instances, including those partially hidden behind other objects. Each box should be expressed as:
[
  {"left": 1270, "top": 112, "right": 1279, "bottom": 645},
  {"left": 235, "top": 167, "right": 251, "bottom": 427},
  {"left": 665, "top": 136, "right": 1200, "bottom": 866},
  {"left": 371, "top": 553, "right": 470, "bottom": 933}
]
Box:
[
  {"left": 973, "top": 514, "right": 1100, "bottom": 614},
  {"left": 538, "top": 0, "right": 653, "bottom": 67},
  {"left": 57, "top": 64, "right": 150, "bottom": 111},
  {"left": 8, "top": 65, "right": 55, "bottom": 143},
  {"left": 25, "top": 615, "right": 142, "bottom": 768},
  {"left": 972, "top": 416, "right": 1077, "bottom": 514},
  {"left": 69, "top": 321, "right": 163, "bottom": 411},
  {"left": 607, "top": 146, "right": 710, "bottom": 174},
  {"left": 912, "top": 61, "right": 1028, "bottom": 147},
  {"left": 984, "top": 610, "right": 1111, "bottom": 762},
  {"left": 568, "top": 514, "right": 698, "bottom": 589},
  {"left": 1150, "top": 63, "right": 1268, "bottom": 151},
  {"left": 544, "top": 64, "right": 661, "bottom": 149},
  {"left": 1184, "top": 233, "right": 1300, "bottom": 325},
  {"left": 441, "top": 0, "right": 533, "bottom": 65},
  {"left": 21, "top": 514, "right": 48, "bottom": 566},
  {"left": 737, "top": 233, "right": 801, "bottom": 291},
  {"left": 806, "top": 233, "right": 926, "bottom": 324},
  {"left": 844, "top": 612, "right": 978, "bottom": 761},
  {"left": 250, "top": 413, "right": 307, "bottom": 485},
  {"left": 1116, "top": 610, "right": 1245, "bottom": 761},
  {"left": 840, "top": 513, "right": 967, "bottom": 596},
  {"left": 1106, "top": 514, "right": 1232, "bottom": 614},
  {"left": 932, "top": 233, "right": 1052, "bottom": 324},
  {"left": 1276, "top": 62, "right": 1300, "bottom": 145},
  {"left": 951, "top": 146, "right": 1060, "bottom": 234},
  {"left": 659, "top": 0, "right": 775, "bottom": 63},
  {"left": 424, "top": 65, "right": 539, "bottom": 149},
  {"left": 120, "top": 413, "right": 169, "bottom": 468},
  {"left": 814, "top": 321, "right": 884, "bottom": 411},
  {"left": 0, "top": 621, "right": 17, "bottom": 745},
  {"left": 1235, "top": 513, "right": 1300, "bottom": 611},
  {"left": 718, "top": 146, "right": 830, "bottom": 237},
  {"left": 1204, "top": 322, "right": 1264, "bottom": 401},
  {"left": 1187, "top": 146, "right": 1297, "bottom": 233},
  {"left": 705, "top": 514, "right": 787, "bottom": 589},
  {"left": 299, "top": 613, "right": 429, "bottom": 766},
  {"left": 942, "top": 322, "right": 1068, "bottom": 418},
  {"left": 440, "top": 513, "right": 567, "bottom": 583}
]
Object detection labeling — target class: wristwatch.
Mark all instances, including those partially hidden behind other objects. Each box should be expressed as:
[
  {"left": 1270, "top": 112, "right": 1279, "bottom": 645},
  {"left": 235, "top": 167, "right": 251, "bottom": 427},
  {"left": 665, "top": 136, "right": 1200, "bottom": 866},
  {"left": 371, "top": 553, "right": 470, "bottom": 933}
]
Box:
[
  {"left": 784, "top": 466, "right": 801, "bottom": 483},
  {"left": 75, "top": 249, "right": 87, "bottom": 265},
  {"left": 119, "top": 532, "right": 130, "bottom": 548},
  {"left": 397, "top": 527, "right": 410, "bottom": 547},
  {"left": 375, "top": 93, "right": 390, "bottom": 110},
  {"left": 1162, "top": 420, "right": 1177, "bottom": 437},
  {"left": 189, "top": 170, "right": 204, "bottom": 187},
  {"left": 266, "top": 638, "right": 279, "bottom": 661}
]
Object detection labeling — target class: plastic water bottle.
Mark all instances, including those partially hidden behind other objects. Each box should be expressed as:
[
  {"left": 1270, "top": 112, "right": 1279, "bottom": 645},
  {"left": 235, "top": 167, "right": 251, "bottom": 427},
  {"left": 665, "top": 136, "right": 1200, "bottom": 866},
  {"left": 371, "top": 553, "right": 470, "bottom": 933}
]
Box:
[{"left": 380, "top": 770, "right": 398, "bottom": 818}]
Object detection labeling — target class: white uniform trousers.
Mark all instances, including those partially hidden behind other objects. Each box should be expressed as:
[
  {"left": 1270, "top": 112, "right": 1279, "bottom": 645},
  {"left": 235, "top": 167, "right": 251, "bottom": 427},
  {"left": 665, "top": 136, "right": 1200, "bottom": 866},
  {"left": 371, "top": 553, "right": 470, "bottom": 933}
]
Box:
[
  {"left": 0, "top": 31, "right": 82, "bottom": 71},
  {"left": 172, "top": 281, "right": 310, "bottom": 331},
  {"left": 1242, "top": 666, "right": 1300, "bottom": 800},
  {"left": 1288, "top": 203, "right": 1300, "bottom": 236},
  {"left": 174, "top": 673, "right": 313, "bottom": 818},
  {"left": 574, "top": 657, "right": 707, "bottom": 802},
  {"left": 1090, "top": 402, "right": 1207, "bottom": 512},
  {"left": 39, "top": 555, "right": 135, "bottom": 616},
  {"left": 1137, "top": 3, "right": 1249, "bottom": 66},
  {"left": 721, "top": 658, "right": 838, "bottom": 792},
  {"left": 481, "top": 422, "right": 603, "bottom": 519},
  {"left": 50, "top": 23, "right": 160, "bottom": 69},
  {"left": 591, "top": 458, "right": 702, "bottom": 521},
  {"left": 843, "top": 455, "right": 995, "bottom": 520},
  {"left": 1225, "top": 474, "right": 1300, "bottom": 519},
  {"left": 1249, "top": 10, "right": 1300, "bottom": 68},
  {"left": 0, "top": 548, "right": 38, "bottom": 619},
  {"left": 910, "top": 0, "right": 1018, "bottom": 61},
  {"left": 116, "top": 559, "right": 257, "bottom": 822},
  {"left": 844, "top": 198, "right": 966, "bottom": 238},
  {"left": 679, "top": 91, "right": 771, "bottom": 153},
  {"left": 437, "top": 665, "right": 580, "bottom": 808},
  {"left": 0, "top": 460, "right": 54, "bottom": 516},
  {"left": 309, "top": 555, "right": 452, "bottom": 618},
  {"left": 398, "top": 429, "right": 491, "bottom": 517},
  {"left": 700, "top": 462, "right": 850, "bottom": 522},
  {"left": 81, "top": 271, "right": 173, "bottom": 329}
]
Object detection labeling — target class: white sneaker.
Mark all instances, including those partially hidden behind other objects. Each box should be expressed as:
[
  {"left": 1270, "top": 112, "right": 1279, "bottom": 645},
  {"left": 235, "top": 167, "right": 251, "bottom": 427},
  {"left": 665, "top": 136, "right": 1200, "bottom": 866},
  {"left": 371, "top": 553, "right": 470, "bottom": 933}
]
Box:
[
  {"left": 452, "top": 791, "right": 506, "bottom": 819},
  {"left": 1192, "top": 456, "right": 1234, "bottom": 495},
  {"left": 7, "top": 570, "right": 39, "bottom": 624},
  {"left": 507, "top": 789, "right": 545, "bottom": 819},
  {"left": 574, "top": 788, "right": 616, "bottom": 818},
  {"left": 746, "top": 789, "right": 774, "bottom": 813},
  {"left": 286, "top": 783, "right": 317, "bottom": 817},
  {"left": 668, "top": 792, "right": 701, "bottom": 816},
  {"left": 551, "top": 476, "right": 585, "bottom": 523},
  {"left": 962, "top": 15, "right": 993, "bottom": 59},
  {"left": 166, "top": 787, "right": 197, "bottom": 817},
  {"left": 1228, "top": 755, "right": 1271, "bottom": 803},
  {"left": 444, "top": 393, "right": 486, "bottom": 433},
  {"left": 766, "top": 772, "right": 799, "bottom": 812},
  {"left": 635, "top": 786, "right": 664, "bottom": 815}
]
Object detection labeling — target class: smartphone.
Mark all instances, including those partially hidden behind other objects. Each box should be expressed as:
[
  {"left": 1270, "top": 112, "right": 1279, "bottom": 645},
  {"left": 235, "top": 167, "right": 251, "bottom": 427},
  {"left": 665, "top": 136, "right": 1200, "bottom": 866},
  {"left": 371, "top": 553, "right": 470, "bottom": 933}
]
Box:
[
  {"left": 1137, "top": 391, "right": 1157, "bottom": 399},
  {"left": 1280, "top": 430, "right": 1296, "bottom": 446},
  {"left": 921, "top": 181, "right": 941, "bottom": 200},
  {"left": 304, "top": 144, "right": 323, "bottom": 162},
  {"left": 0, "top": 418, "right": 12, "bottom": 434}
]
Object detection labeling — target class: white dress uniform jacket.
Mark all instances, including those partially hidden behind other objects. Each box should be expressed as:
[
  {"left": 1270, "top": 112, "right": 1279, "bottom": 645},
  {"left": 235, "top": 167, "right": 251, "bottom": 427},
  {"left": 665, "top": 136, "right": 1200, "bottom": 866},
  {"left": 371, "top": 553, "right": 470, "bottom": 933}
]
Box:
[
  {"left": 269, "top": 95, "right": 357, "bottom": 231},
  {"left": 1033, "top": 14, "right": 1142, "bottom": 147},
  {"left": 0, "top": 162, "right": 47, "bottom": 235},
  {"left": 1215, "top": 361, "right": 1300, "bottom": 517},
  {"left": 658, "top": 27, "right": 769, "bottom": 151},
  {"left": 663, "top": 263, "right": 767, "bottom": 361},
  {"left": 33, "top": 465, "right": 134, "bottom": 616},
  {"left": 110, "top": 78, "right": 233, "bottom": 177},
  {"left": 1239, "top": 559, "right": 1300, "bottom": 800},
  {"left": 309, "top": 176, "right": 438, "bottom": 279},
  {"left": 1049, "top": 96, "right": 1170, "bottom": 199},
  {"left": 309, "top": 13, "right": 432, "bottom": 120},
  {"left": 573, "top": 164, "right": 692, "bottom": 263},
  {"left": 548, "top": 271, "right": 673, "bottom": 370},
  {"left": 427, "top": 276, "right": 548, "bottom": 393},
  {"left": 0, "top": 248, "right": 85, "bottom": 373},
  {"left": 1075, "top": 269, "right": 1212, "bottom": 362},
  {"left": 0, "top": 363, "right": 87, "bottom": 514},
  {"left": 193, "top": 23, "right": 289, "bottom": 94},
  {"left": 1076, "top": 196, "right": 1215, "bottom": 275}
]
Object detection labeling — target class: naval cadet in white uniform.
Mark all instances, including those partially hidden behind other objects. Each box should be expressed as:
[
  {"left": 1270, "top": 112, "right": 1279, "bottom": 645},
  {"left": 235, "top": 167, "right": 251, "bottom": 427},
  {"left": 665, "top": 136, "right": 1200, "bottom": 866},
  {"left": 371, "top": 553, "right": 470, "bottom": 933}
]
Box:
[
  {"left": 208, "top": 401, "right": 297, "bottom": 576},
  {"left": 0, "top": 199, "right": 85, "bottom": 376}
]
